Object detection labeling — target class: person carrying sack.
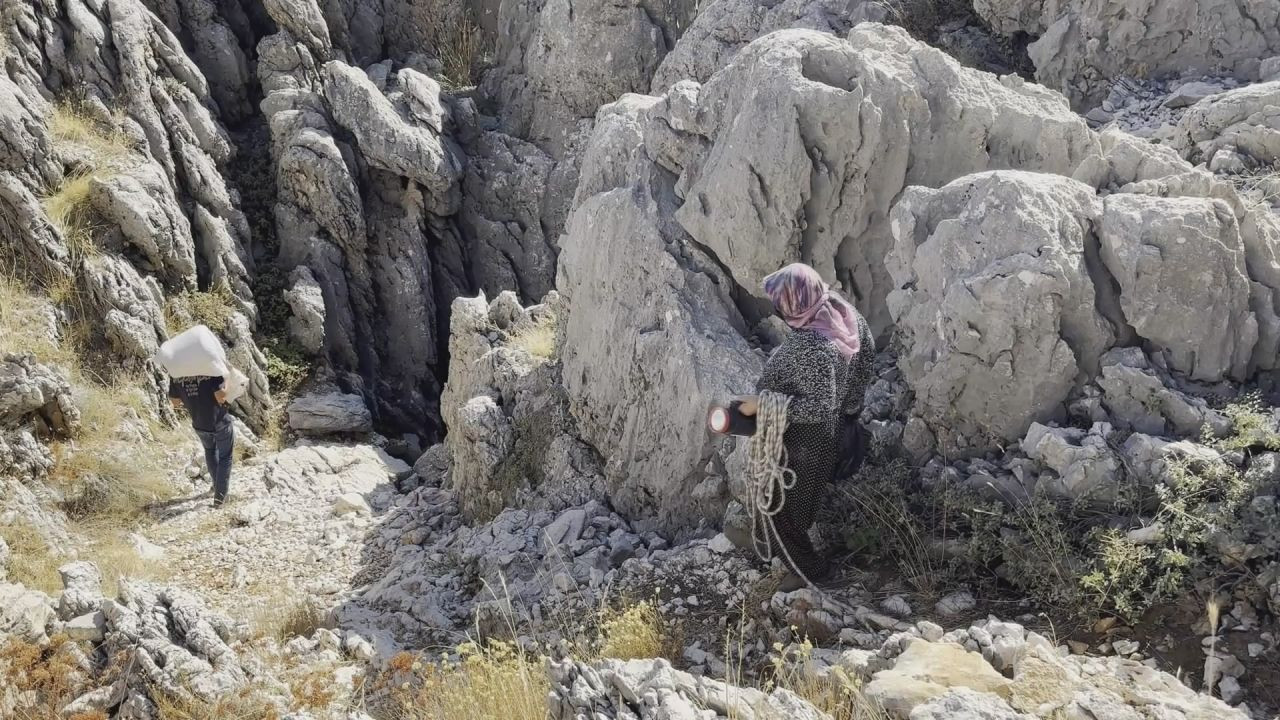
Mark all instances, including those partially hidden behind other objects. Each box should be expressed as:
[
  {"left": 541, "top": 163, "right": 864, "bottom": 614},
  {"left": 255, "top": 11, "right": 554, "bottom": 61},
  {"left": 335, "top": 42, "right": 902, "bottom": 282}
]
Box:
[{"left": 157, "top": 325, "right": 246, "bottom": 508}]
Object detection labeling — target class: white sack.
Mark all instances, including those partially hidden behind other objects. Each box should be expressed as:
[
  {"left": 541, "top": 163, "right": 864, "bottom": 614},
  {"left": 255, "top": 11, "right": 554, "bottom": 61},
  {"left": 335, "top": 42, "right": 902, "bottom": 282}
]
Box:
[{"left": 157, "top": 325, "right": 230, "bottom": 378}]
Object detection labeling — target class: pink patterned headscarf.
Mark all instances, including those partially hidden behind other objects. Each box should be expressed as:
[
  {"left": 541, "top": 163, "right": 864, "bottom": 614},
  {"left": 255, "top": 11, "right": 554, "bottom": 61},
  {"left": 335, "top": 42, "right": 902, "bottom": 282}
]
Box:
[{"left": 763, "top": 263, "right": 862, "bottom": 360}]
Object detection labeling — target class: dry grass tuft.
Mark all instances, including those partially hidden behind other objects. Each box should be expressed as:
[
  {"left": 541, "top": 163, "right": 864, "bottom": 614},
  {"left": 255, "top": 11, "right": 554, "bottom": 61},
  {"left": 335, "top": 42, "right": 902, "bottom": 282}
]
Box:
[
  {"left": 507, "top": 314, "right": 557, "bottom": 362},
  {"left": 378, "top": 641, "right": 549, "bottom": 720},
  {"left": 0, "top": 634, "right": 102, "bottom": 720},
  {"left": 414, "top": 0, "right": 492, "bottom": 87},
  {"left": 48, "top": 103, "right": 130, "bottom": 162},
  {"left": 769, "top": 639, "right": 888, "bottom": 720},
  {"left": 597, "top": 599, "right": 670, "bottom": 661},
  {"left": 164, "top": 285, "right": 238, "bottom": 335},
  {"left": 251, "top": 595, "right": 331, "bottom": 644},
  {"left": 42, "top": 103, "right": 131, "bottom": 259},
  {"left": 0, "top": 520, "right": 64, "bottom": 594},
  {"left": 151, "top": 685, "right": 283, "bottom": 720}
]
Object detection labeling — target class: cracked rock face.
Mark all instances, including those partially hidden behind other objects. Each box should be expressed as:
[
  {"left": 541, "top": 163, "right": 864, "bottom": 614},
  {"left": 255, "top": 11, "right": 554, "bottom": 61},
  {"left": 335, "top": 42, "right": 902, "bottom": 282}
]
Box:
[
  {"left": 887, "top": 171, "right": 1113, "bottom": 457},
  {"left": 974, "top": 0, "right": 1280, "bottom": 108}
]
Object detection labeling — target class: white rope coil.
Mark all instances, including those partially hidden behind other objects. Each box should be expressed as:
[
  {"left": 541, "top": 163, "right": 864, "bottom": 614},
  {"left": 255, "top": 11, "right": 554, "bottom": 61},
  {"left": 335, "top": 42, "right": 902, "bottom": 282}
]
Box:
[{"left": 746, "top": 391, "right": 816, "bottom": 589}]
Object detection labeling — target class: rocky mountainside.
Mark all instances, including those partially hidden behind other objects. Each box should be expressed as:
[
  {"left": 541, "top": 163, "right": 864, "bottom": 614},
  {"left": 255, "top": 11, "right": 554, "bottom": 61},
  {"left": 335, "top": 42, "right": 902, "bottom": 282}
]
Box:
[{"left": 3, "top": 0, "right": 1280, "bottom": 717}]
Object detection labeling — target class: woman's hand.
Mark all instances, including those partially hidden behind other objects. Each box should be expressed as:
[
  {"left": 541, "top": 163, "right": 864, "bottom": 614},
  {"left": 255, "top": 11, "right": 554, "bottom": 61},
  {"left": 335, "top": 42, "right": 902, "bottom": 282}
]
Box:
[
  {"left": 736, "top": 395, "right": 759, "bottom": 416},
  {"left": 214, "top": 389, "right": 228, "bottom": 405}
]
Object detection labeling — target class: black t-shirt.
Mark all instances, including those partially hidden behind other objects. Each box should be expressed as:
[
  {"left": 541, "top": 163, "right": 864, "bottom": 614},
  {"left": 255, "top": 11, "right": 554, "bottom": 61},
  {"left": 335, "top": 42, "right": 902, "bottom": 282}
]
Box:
[{"left": 168, "top": 376, "right": 230, "bottom": 433}]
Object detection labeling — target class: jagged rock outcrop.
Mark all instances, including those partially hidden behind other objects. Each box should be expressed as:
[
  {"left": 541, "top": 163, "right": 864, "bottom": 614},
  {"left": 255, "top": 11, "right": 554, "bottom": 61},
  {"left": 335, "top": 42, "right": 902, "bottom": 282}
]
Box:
[
  {"left": 0, "top": 0, "right": 271, "bottom": 428},
  {"left": 659, "top": 26, "right": 1098, "bottom": 335},
  {"left": 287, "top": 388, "right": 374, "bottom": 434},
  {"left": 887, "top": 171, "right": 1113, "bottom": 456},
  {"left": 1171, "top": 81, "right": 1280, "bottom": 170},
  {"left": 259, "top": 26, "right": 470, "bottom": 437},
  {"left": 440, "top": 292, "right": 606, "bottom": 520},
  {"left": 973, "top": 0, "right": 1280, "bottom": 107},
  {"left": 649, "top": 0, "right": 879, "bottom": 93}
]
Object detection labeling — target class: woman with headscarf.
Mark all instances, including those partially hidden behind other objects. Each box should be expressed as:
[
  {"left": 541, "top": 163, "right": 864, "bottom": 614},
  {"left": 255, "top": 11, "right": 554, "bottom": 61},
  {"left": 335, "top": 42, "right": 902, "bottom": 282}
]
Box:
[{"left": 739, "top": 262, "right": 874, "bottom": 591}]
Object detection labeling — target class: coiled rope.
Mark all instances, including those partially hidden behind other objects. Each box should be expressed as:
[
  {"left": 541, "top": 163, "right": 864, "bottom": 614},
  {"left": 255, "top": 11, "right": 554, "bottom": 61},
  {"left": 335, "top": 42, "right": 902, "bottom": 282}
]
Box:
[{"left": 745, "top": 390, "right": 816, "bottom": 589}]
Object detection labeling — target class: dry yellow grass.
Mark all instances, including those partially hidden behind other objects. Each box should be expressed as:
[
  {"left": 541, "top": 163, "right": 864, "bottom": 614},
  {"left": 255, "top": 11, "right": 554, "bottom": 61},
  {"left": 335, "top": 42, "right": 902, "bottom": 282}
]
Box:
[
  {"left": 597, "top": 599, "right": 669, "bottom": 661},
  {"left": 767, "top": 639, "right": 888, "bottom": 720},
  {"left": 0, "top": 634, "right": 107, "bottom": 720},
  {"left": 48, "top": 103, "right": 130, "bottom": 162},
  {"left": 164, "top": 285, "right": 238, "bottom": 335},
  {"left": 42, "top": 103, "right": 131, "bottom": 260},
  {"left": 507, "top": 314, "right": 557, "bottom": 361},
  {"left": 378, "top": 642, "right": 549, "bottom": 720},
  {"left": 152, "top": 685, "right": 283, "bottom": 720},
  {"left": 250, "top": 593, "right": 331, "bottom": 644},
  {"left": 0, "top": 520, "right": 64, "bottom": 594}
]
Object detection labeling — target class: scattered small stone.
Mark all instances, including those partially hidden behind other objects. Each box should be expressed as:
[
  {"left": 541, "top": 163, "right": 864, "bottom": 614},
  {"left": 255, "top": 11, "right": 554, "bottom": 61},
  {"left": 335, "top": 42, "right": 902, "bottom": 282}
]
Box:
[
  {"left": 1112, "top": 639, "right": 1140, "bottom": 656},
  {"left": 1219, "top": 675, "right": 1244, "bottom": 704},
  {"left": 917, "top": 621, "right": 945, "bottom": 643},
  {"left": 1248, "top": 643, "right": 1264, "bottom": 658},
  {"left": 332, "top": 493, "right": 372, "bottom": 517},
  {"left": 880, "top": 595, "right": 912, "bottom": 618},
  {"left": 935, "top": 590, "right": 976, "bottom": 617},
  {"left": 707, "top": 533, "right": 735, "bottom": 554}
]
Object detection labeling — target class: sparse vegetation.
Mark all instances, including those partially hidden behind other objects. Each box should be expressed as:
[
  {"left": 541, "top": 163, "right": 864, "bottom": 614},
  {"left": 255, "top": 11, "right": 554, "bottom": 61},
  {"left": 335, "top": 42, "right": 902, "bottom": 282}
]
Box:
[
  {"left": 507, "top": 313, "right": 558, "bottom": 362},
  {"left": 252, "top": 595, "right": 332, "bottom": 643},
  {"left": 41, "top": 103, "right": 132, "bottom": 260},
  {"left": 414, "top": 0, "right": 493, "bottom": 87},
  {"left": 843, "top": 394, "right": 1280, "bottom": 625},
  {"left": 597, "top": 599, "right": 670, "bottom": 661},
  {"left": 0, "top": 634, "right": 105, "bottom": 720},
  {"left": 0, "top": 520, "right": 64, "bottom": 594},
  {"left": 151, "top": 685, "right": 283, "bottom": 720},
  {"left": 164, "top": 285, "right": 238, "bottom": 335},
  {"left": 378, "top": 641, "right": 549, "bottom": 720},
  {"left": 767, "top": 639, "right": 888, "bottom": 720}
]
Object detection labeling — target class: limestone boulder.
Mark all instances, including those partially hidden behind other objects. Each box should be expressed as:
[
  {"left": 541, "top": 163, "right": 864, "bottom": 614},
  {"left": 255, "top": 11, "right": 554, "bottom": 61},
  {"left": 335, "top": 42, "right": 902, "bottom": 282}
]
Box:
[
  {"left": 0, "top": 583, "right": 55, "bottom": 644},
  {"left": 886, "top": 171, "right": 1112, "bottom": 457},
  {"left": 0, "top": 355, "right": 81, "bottom": 436},
  {"left": 1098, "top": 193, "right": 1257, "bottom": 382},
  {"left": 1022, "top": 423, "right": 1122, "bottom": 506},
  {"left": 664, "top": 25, "right": 1099, "bottom": 335},
  {"left": 973, "top": 0, "right": 1280, "bottom": 107},
  {"left": 866, "top": 640, "right": 1013, "bottom": 718},
  {"left": 1172, "top": 81, "right": 1280, "bottom": 169},
  {"left": 288, "top": 390, "right": 374, "bottom": 435}
]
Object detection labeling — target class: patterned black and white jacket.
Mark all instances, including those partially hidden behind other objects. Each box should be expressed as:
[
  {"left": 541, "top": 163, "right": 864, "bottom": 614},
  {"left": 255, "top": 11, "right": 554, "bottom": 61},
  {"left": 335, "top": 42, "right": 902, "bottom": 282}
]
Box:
[{"left": 755, "top": 314, "right": 875, "bottom": 428}]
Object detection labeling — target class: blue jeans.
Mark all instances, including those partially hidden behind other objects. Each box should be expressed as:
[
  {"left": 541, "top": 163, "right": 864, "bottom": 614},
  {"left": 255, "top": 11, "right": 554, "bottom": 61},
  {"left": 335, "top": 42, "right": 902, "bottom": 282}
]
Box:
[{"left": 196, "top": 425, "right": 234, "bottom": 504}]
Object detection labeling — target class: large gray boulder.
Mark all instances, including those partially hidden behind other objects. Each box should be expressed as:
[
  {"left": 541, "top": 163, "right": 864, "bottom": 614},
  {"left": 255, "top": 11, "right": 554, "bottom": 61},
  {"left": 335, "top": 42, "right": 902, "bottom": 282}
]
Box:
[
  {"left": 1171, "top": 81, "right": 1280, "bottom": 170},
  {"left": 0, "top": 355, "right": 81, "bottom": 435},
  {"left": 650, "top": 0, "right": 878, "bottom": 92},
  {"left": 886, "top": 171, "right": 1112, "bottom": 457},
  {"left": 1098, "top": 193, "right": 1257, "bottom": 382},
  {"left": 973, "top": 0, "right": 1280, "bottom": 107},
  {"left": 665, "top": 25, "right": 1099, "bottom": 334},
  {"left": 288, "top": 390, "right": 373, "bottom": 435},
  {"left": 558, "top": 117, "right": 760, "bottom": 532},
  {"left": 0, "top": 583, "right": 55, "bottom": 644}
]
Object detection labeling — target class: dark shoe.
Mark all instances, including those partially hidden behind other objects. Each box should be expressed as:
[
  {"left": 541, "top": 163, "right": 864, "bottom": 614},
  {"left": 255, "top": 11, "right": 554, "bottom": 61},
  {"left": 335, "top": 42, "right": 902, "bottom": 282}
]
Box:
[{"left": 212, "top": 496, "right": 227, "bottom": 508}]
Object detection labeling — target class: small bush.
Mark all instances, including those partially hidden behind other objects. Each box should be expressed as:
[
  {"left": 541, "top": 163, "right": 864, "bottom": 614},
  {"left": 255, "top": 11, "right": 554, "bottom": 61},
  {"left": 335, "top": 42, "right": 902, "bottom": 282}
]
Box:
[
  {"left": 0, "top": 634, "right": 102, "bottom": 720},
  {"left": 48, "top": 103, "right": 130, "bottom": 163},
  {"left": 377, "top": 641, "right": 549, "bottom": 720},
  {"left": 597, "top": 599, "right": 668, "bottom": 661},
  {"left": 1207, "top": 392, "right": 1280, "bottom": 452},
  {"left": 151, "top": 685, "right": 282, "bottom": 720},
  {"left": 407, "top": 0, "right": 492, "bottom": 87},
  {"left": 507, "top": 314, "right": 557, "bottom": 362},
  {"left": 252, "top": 596, "right": 331, "bottom": 643},
  {"left": 164, "top": 285, "right": 237, "bottom": 335},
  {"left": 768, "top": 639, "right": 888, "bottom": 720},
  {"left": 42, "top": 170, "right": 105, "bottom": 260}
]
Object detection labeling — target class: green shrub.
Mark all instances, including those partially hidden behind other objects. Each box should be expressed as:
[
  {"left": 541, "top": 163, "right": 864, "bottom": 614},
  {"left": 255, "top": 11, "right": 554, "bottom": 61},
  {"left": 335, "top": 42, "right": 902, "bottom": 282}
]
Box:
[{"left": 164, "top": 285, "right": 237, "bottom": 335}]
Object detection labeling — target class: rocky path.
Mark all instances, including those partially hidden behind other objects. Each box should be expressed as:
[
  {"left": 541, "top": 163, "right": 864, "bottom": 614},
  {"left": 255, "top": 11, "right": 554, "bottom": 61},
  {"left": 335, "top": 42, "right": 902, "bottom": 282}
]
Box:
[{"left": 139, "top": 443, "right": 410, "bottom": 627}]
